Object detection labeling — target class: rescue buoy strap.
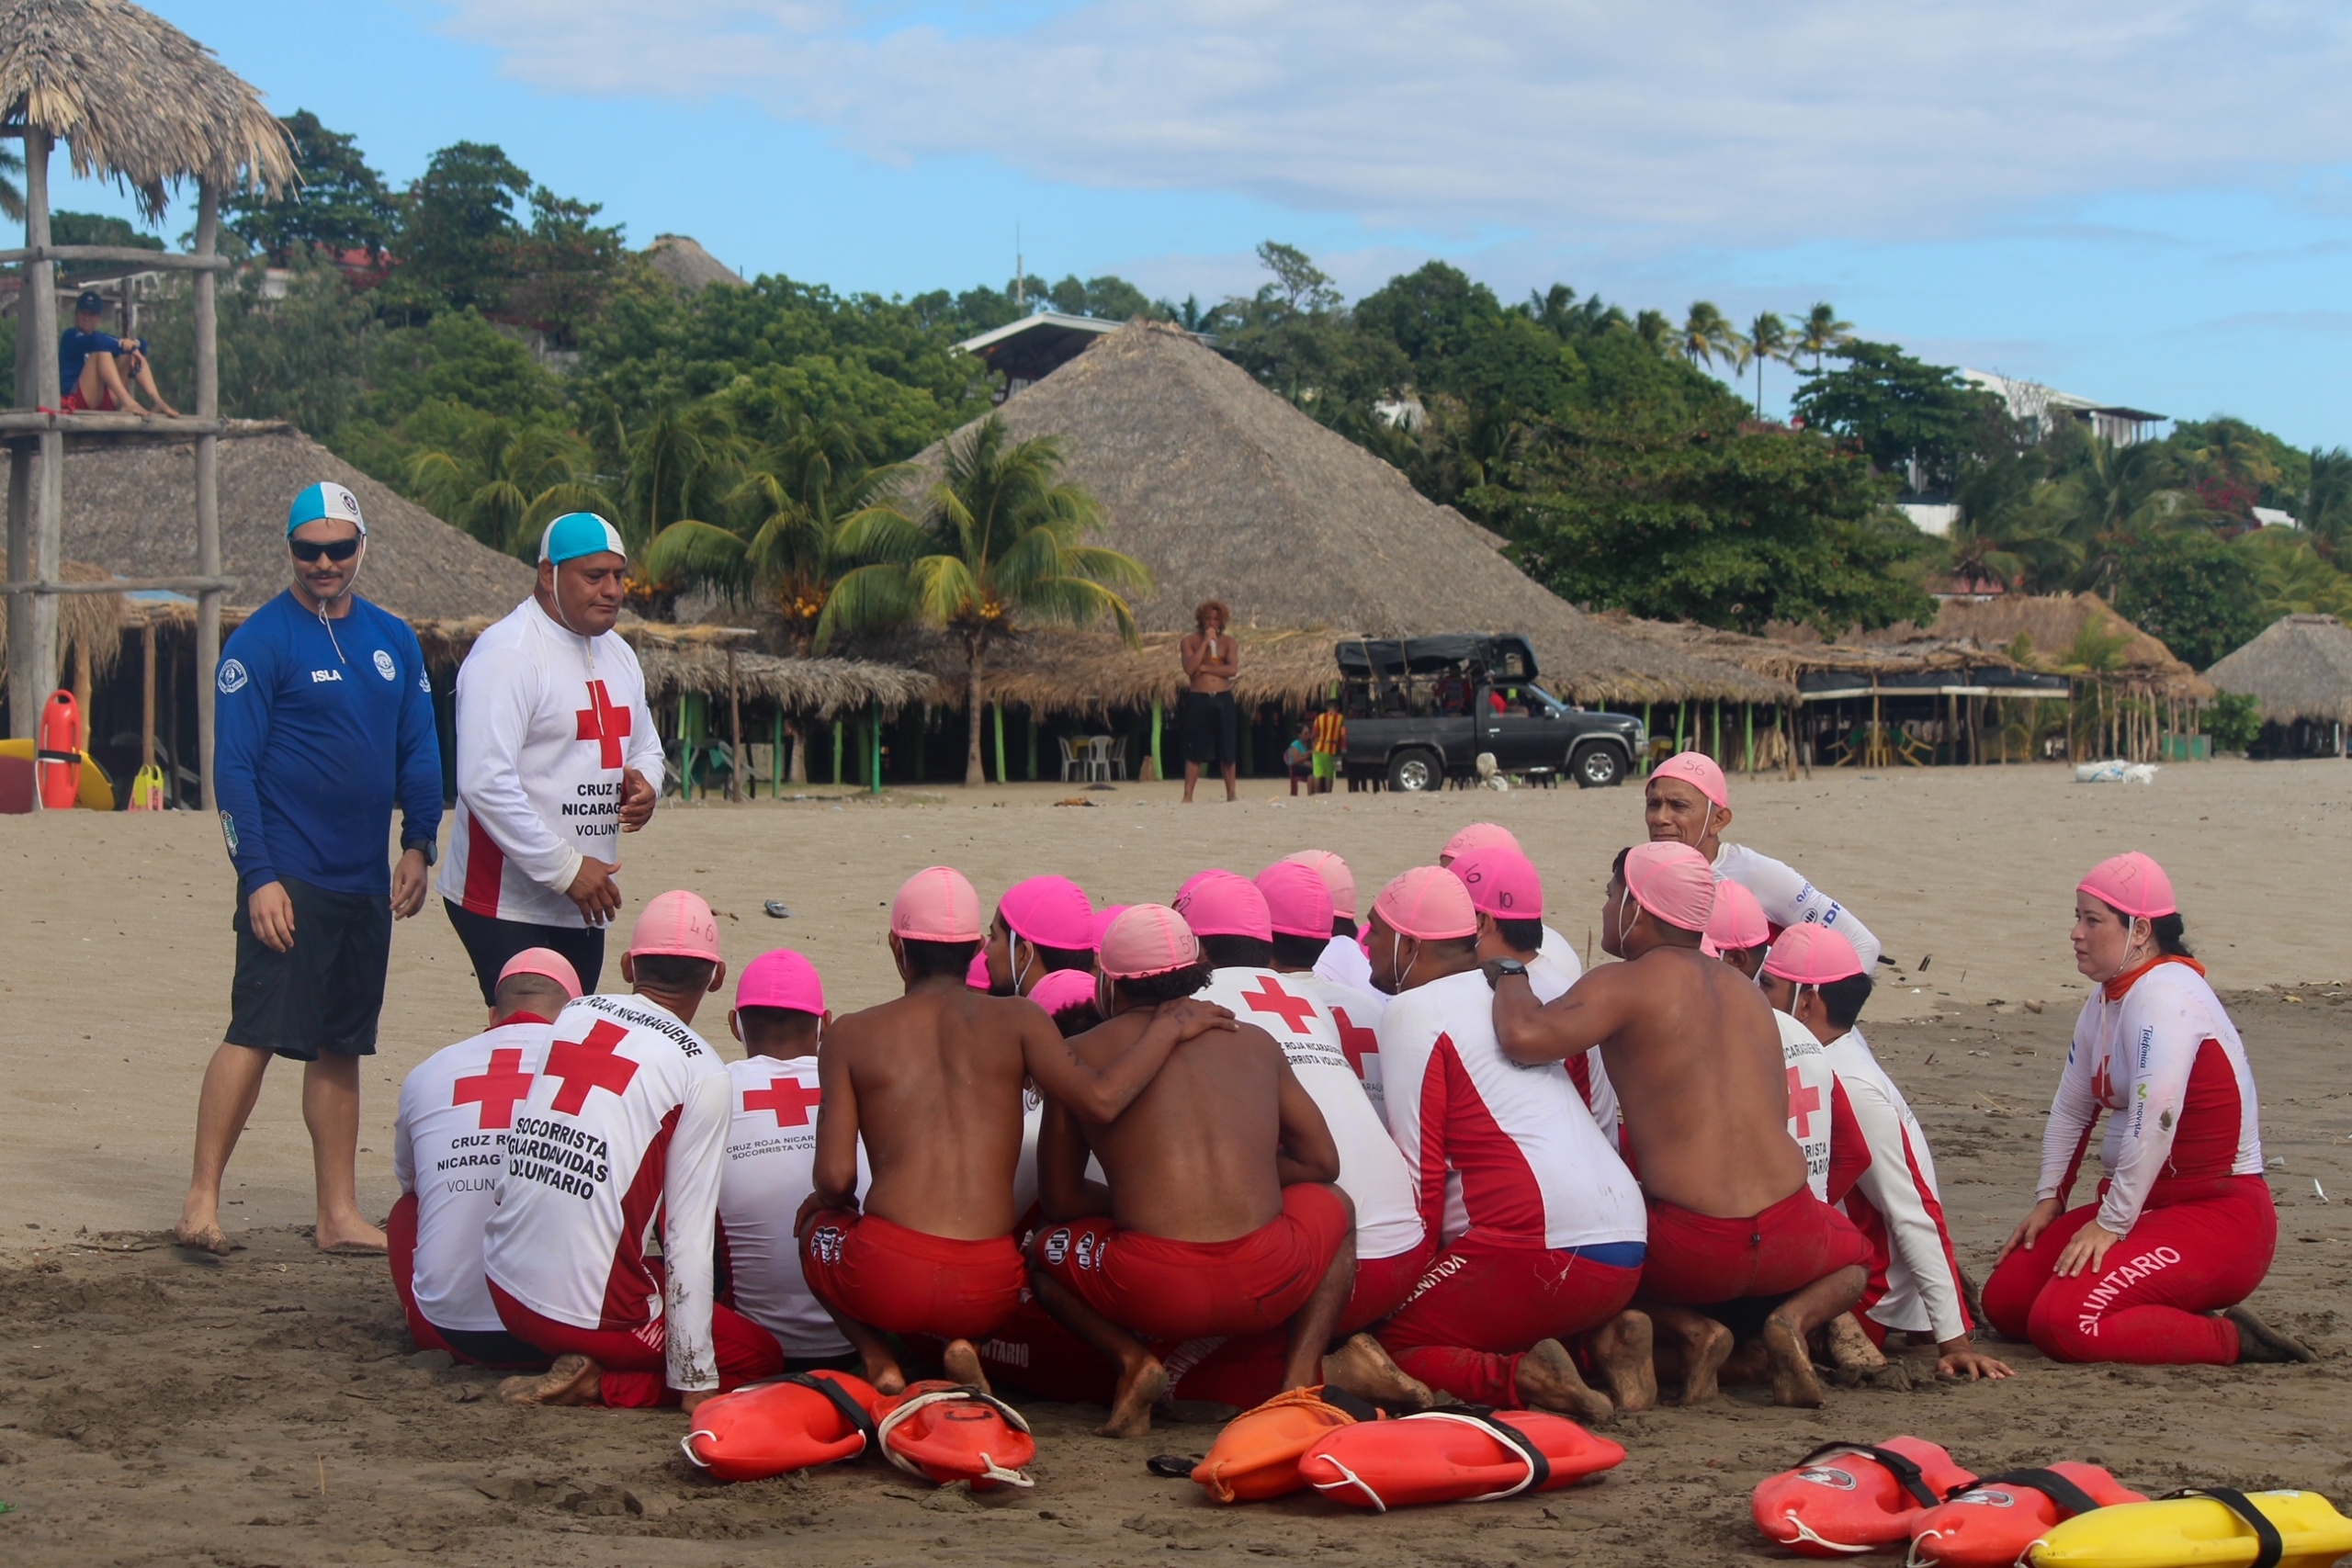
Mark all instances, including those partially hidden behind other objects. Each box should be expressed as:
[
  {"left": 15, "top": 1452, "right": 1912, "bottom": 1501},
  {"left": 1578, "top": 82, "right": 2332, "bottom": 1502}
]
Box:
[
  {"left": 780, "top": 1371, "right": 877, "bottom": 1450},
  {"left": 1797, "top": 1443, "right": 1939, "bottom": 1510},
  {"left": 35, "top": 749, "right": 78, "bottom": 764},
  {"left": 2161, "top": 1488, "right": 2284, "bottom": 1568},
  {"left": 1399, "top": 1406, "right": 1552, "bottom": 1500},
  {"left": 1962, "top": 1469, "right": 2103, "bottom": 1520}
]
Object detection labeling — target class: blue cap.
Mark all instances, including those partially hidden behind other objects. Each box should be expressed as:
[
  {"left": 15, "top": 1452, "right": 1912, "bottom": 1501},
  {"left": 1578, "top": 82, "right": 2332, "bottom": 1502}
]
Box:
[
  {"left": 287, "top": 480, "right": 366, "bottom": 536},
  {"left": 540, "top": 512, "right": 627, "bottom": 566}
]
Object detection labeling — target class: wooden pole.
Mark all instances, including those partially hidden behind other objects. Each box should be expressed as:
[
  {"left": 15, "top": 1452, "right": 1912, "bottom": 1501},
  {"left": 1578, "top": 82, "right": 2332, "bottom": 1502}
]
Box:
[
  {"left": 1026, "top": 708, "right": 1039, "bottom": 781},
  {"left": 1149, "top": 699, "right": 1161, "bottom": 779},
  {"left": 992, "top": 702, "right": 1006, "bottom": 785},
  {"left": 17, "top": 128, "right": 65, "bottom": 736},
  {"left": 194, "top": 179, "right": 222, "bottom": 811},
  {"left": 165, "top": 639, "right": 180, "bottom": 804},
  {"left": 141, "top": 618, "right": 156, "bottom": 772},
  {"left": 1743, "top": 702, "right": 1754, "bottom": 773},
  {"left": 869, "top": 696, "right": 882, "bottom": 795},
  {"left": 726, "top": 648, "right": 742, "bottom": 802},
  {"left": 831, "top": 717, "right": 842, "bottom": 786}
]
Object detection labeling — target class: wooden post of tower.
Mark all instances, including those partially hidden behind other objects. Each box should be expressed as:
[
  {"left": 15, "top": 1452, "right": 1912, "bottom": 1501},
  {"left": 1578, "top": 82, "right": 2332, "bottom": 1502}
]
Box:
[
  {"left": 194, "top": 180, "right": 222, "bottom": 810},
  {"left": 6, "top": 127, "right": 66, "bottom": 737}
]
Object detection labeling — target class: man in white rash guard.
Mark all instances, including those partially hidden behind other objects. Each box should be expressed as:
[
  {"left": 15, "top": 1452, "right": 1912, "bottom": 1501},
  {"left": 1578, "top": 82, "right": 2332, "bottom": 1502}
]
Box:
[
  {"left": 1258, "top": 861, "right": 1390, "bottom": 1120},
  {"left": 439, "top": 512, "right": 663, "bottom": 1002},
  {"left": 391, "top": 947, "right": 581, "bottom": 1368},
  {"left": 1289, "top": 849, "right": 1383, "bottom": 1005},
  {"left": 1644, "top": 751, "right": 1883, "bottom": 971},
  {"left": 1450, "top": 845, "right": 1615, "bottom": 1146}
]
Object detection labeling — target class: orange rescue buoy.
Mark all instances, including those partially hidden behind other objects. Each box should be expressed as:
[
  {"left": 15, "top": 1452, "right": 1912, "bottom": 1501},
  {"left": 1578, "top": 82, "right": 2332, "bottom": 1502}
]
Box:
[
  {"left": 874, "top": 1381, "right": 1037, "bottom": 1490},
  {"left": 1751, "top": 1438, "right": 1978, "bottom": 1556},
  {"left": 1193, "top": 1385, "right": 1367, "bottom": 1504},
  {"left": 1298, "top": 1407, "right": 1625, "bottom": 1511},
  {"left": 1906, "top": 1464, "right": 2145, "bottom": 1567},
  {"left": 678, "top": 1370, "right": 880, "bottom": 1483},
  {"left": 37, "top": 689, "right": 81, "bottom": 811}
]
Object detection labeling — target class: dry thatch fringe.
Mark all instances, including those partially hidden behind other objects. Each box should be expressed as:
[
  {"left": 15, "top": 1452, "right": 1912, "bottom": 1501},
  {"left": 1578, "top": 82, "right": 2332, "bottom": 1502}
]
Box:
[
  {"left": 1600, "top": 612, "right": 2023, "bottom": 685},
  {"left": 2205, "top": 614, "right": 2352, "bottom": 726},
  {"left": 634, "top": 646, "right": 931, "bottom": 716},
  {"left": 1910, "top": 593, "right": 2211, "bottom": 697},
  {"left": 0, "top": 558, "right": 125, "bottom": 684},
  {"left": 0, "top": 0, "right": 297, "bottom": 219}
]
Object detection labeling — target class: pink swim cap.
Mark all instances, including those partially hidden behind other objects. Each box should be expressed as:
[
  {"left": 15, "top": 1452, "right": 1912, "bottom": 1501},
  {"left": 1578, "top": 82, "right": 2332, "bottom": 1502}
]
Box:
[
  {"left": 1446, "top": 846, "right": 1543, "bottom": 919},
  {"left": 1281, "top": 849, "right": 1358, "bottom": 920},
  {"left": 1173, "top": 868, "right": 1273, "bottom": 942},
  {"left": 1705, "top": 879, "right": 1770, "bottom": 951},
  {"left": 1027, "top": 967, "right": 1099, "bottom": 1019},
  {"left": 1100, "top": 904, "right": 1202, "bottom": 980},
  {"left": 1440, "top": 821, "right": 1521, "bottom": 864},
  {"left": 1088, "top": 903, "right": 1131, "bottom": 952},
  {"left": 1762, "top": 924, "right": 1864, "bottom": 985},
  {"left": 1621, "top": 841, "right": 1715, "bottom": 934},
  {"left": 736, "top": 948, "right": 824, "bottom": 1014},
  {"left": 2078, "top": 852, "right": 2177, "bottom": 919},
  {"left": 1651, "top": 751, "right": 1729, "bottom": 810},
  {"left": 965, "top": 952, "right": 991, "bottom": 990},
  {"left": 497, "top": 946, "right": 582, "bottom": 1001},
  {"left": 1373, "top": 865, "right": 1479, "bottom": 941},
  {"left": 892, "top": 865, "right": 983, "bottom": 942},
  {"left": 628, "top": 889, "right": 723, "bottom": 960},
  {"left": 1254, "top": 862, "right": 1335, "bottom": 938},
  {"left": 998, "top": 874, "right": 1094, "bottom": 951}
]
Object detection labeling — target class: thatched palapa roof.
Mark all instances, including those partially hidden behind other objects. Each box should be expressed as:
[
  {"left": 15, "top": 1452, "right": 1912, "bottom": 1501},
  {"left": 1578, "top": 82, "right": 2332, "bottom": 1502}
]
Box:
[
  {"left": 0, "top": 558, "right": 127, "bottom": 683},
  {"left": 897, "top": 321, "right": 1785, "bottom": 707},
  {"left": 2205, "top": 615, "right": 2352, "bottom": 726},
  {"left": 0, "top": 0, "right": 298, "bottom": 218},
  {"left": 1910, "top": 593, "right": 2211, "bottom": 697},
  {"left": 1602, "top": 613, "right": 2023, "bottom": 687}
]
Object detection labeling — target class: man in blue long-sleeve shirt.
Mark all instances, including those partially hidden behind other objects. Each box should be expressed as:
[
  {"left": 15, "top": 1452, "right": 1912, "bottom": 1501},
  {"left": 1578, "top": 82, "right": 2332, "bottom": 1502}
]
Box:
[{"left": 176, "top": 480, "right": 443, "bottom": 1257}]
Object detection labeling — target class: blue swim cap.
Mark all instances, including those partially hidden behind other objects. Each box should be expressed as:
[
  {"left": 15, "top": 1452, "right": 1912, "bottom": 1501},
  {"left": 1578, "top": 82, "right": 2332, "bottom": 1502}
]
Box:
[
  {"left": 287, "top": 480, "right": 367, "bottom": 536},
  {"left": 540, "top": 512, "right": 628, "bottom": 566}
]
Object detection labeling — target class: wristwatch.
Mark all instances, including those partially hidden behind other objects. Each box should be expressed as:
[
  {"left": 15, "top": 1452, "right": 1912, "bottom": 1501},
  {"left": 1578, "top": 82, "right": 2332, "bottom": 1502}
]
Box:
[
  {"left": 1486, "top": 958, "right": 1528, "bottom": 988},
  {"left": 404, "top": 837, "right": 438, "bottom": 867}
]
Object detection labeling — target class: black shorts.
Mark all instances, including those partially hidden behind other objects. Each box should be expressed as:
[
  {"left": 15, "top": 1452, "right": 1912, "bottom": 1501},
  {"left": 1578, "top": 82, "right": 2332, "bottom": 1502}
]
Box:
[
  {"left": 443, "top": 898, "right": 607, "bottom": 1008},
  {"left": 226, "top": 875, "right": 391, "bottom": 1061},
  {"left": 1182, "top": 690, "right": 1238, "bottom": 768}
]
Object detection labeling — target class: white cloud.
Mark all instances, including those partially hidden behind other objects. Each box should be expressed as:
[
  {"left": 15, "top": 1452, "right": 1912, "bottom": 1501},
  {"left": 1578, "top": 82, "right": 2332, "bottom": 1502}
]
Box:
[{"left": 442, "top": 1, "right": 2352, "bottom": 248}]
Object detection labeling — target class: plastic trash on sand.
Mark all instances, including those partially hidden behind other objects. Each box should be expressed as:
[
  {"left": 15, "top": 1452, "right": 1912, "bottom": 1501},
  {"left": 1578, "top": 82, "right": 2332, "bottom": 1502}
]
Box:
[{"left": 2073, "top": 760, "right": 2159, "bottom": 784}]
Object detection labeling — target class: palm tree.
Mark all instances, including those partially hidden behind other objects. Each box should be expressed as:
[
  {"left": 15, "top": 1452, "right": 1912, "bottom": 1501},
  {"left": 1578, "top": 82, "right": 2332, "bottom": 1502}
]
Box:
[
  {"left": 2301, "top": 445, "right": 2352, "bottom": 550},
  {"left": 623, "top": 401, "right": 747, "bottom": 552},
  {"left": 1679, "top": 302, "right": 1739, "bottom": 368},
  {"left": 1745, "top": 311, "right": 1790, "bottom": 418},
  {"left": 0, "top": 145, "right": 23, "bottom": 222},
  {"left": 1633, "top": 310, "right": 1675, "bottom": 357},
  {"left": 408, "top": 421, "right": 612, "bottom": 559},
  {"left": 1794, "top": 302, "right": 1852, "bottom": 371},
  {"left": 818, "top": 416, "right": 1152, "bottom": 786}
]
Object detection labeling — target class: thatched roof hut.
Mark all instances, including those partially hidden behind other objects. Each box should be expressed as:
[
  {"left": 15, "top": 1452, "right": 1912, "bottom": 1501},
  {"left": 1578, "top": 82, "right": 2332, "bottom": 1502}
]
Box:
[
  {"left": 0, "top": 558, "right": 126, "bottom": 683},
  {"left": 2205, "top": 615, "right": 2352, "bottom": 726},
  {"left": 0, "top": 0, "right": 298, "bottom": 218},
  {"left": 1901, "top": 592, "right": 2212, "bottom": 698},
  {"left": 895, "top": 321, "right": 1784, "bottom": 708},
  {"left": 2, "top": 423, "right": 537, "bottom": 630}
]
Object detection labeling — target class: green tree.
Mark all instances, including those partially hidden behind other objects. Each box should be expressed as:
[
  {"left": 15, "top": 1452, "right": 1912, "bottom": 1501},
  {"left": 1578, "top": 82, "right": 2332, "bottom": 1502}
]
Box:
[
  {"left": 389, "top": 141, "right": 531, "bottom": 317},
  {"left": 1793, "top": 302, "right": 1851, "bottom": 371},
  {"left": 1792, "top": 341, "right": 2004, "bottom": 490},
  {"left": 407, "top": 420, "right": 610, "bottom": 558},
  {"left": 1679, "top": 301, "right": 1740, "bottom": 369},
  {"left": 504, "top": 186, "right": 626, "bottom": 348},
  {"left": 1633, "top": 309, "right": 1675, "bottom": 356},
  {"left": 1745, "top": 310, "right": 1789, "bottom": 418},
  {"left": 1044, "top": 274, "right": 1154, "bottom": 321},
  {"left": 224, "top": 109, "right": 398, "bottom": 264},
  {"left": 1210, "top": 242, "right": 1404, "bottom": 416},
  {"left": 2109, "top": 524, "right": 2266, "bottom": 668},
  {"left": 819, "top": 416, "right": 1150, "bottom": 784},
  {"left": 2233, "top": 527, "right": 2352, "bottom": 620},
  {"left": 2300, "top": 446, "right": 2352, "bottom": 547},
  {"left": 0, "top": 144, "right": 20, "bottom": 221}
]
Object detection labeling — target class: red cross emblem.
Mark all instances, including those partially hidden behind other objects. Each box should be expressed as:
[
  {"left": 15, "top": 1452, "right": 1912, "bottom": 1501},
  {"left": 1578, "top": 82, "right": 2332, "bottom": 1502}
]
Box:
[
  {"left": 1240, "top": 976, "right": 1318, "bottom": 1035},
  {"left": 1331, "top": 1005, "right": 1379, "bottom": 1077},
  {"left": 1786, "top": 1066, "right": 1823, "bottom": 1139},
  {"left": 575, "top": 679, "right": 632, "bottom": 769},
  {"left": 545, "top": 1019, "right": 640, "bottom": 1113},
  {"left": 743, "top": 1076, "right": 822, "bottom": 1128},
  {"left": 452, "top": 1047, "right": 533, "bottom": 1130}
]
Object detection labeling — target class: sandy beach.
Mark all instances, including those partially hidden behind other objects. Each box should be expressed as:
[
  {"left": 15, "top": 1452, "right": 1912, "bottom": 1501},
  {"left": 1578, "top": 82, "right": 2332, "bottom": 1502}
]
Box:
[{"left": 1, "top": 757, "right": 2346, "bottom": 1564}]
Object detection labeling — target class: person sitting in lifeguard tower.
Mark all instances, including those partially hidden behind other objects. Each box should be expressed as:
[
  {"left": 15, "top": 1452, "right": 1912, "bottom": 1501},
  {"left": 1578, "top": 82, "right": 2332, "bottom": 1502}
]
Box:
[{"left": 60, "top": 290, "right": 180, "bottom": 417}]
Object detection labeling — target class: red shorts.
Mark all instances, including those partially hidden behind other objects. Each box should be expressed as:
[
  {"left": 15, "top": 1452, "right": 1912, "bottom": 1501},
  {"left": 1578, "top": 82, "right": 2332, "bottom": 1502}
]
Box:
[
  {"left": 386, "top": 1193, "right": 547, "bottom": 1370},
  {"left": 1375, "top": 1234, "right": 1642, "bottom": 1407},
  {"left": 1639, "top": 1188, "right": 1869, "bottom": 1307},
  {"left": 59, "top": 386, "right": 119, "bottom": 412},
  {"left": 487, "top": 1273, "right": 783, "bottom": 1408},
  {"left": 802, "top": 1210, "right": 1025, "bottom": 1343},
  {"left": 1030, "top": 1183, "right": 1348, "bottom": 1342}
]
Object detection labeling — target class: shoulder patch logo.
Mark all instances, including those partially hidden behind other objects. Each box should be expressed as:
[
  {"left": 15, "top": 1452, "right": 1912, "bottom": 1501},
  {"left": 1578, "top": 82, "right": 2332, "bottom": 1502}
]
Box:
[
  {"left": 220, "top": 810, "right": 239, "bottom": 855},
  {"left": 373, "top": 649, "right": 398, "bottom": 681},
  {"left": 216, "top": 658, "right": 248, "bottom": 695},
  {"left": 419, "top": 669, "right": 432, "bottom": 693}
]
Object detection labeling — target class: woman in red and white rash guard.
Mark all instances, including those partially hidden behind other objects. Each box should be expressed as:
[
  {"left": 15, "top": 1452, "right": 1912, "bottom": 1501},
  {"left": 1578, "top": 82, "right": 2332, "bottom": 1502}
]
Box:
[{"left": 1984, "top": 852, "right": 2311, "bottom": 1366}]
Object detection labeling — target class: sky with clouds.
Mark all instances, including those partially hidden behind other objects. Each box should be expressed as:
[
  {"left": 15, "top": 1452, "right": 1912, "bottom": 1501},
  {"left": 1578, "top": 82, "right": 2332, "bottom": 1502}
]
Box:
[{"left": 47, "top": 1, "right": 2352, "bottom": 444}]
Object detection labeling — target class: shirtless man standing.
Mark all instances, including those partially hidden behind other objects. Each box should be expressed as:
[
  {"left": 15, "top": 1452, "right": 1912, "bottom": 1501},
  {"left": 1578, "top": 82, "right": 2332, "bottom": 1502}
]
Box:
[
  {"left": 1028, "top": 906, "right": 1368, "bottom": 1437},
  {"left": 797, "top": 867, "right": 1233, "bottom": 1396},
  {"left": 1491, "top": 842, "right": 1869, "bottom": 1407},
  {"left": 1181, "top": 600, "right": 1240, "bottom": 804}
]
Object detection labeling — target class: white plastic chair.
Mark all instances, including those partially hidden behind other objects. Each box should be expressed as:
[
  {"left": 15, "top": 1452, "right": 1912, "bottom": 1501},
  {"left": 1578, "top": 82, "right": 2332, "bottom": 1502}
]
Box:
[{"left": 1056, "top": 736, "right": 1084, "bottom": 782}]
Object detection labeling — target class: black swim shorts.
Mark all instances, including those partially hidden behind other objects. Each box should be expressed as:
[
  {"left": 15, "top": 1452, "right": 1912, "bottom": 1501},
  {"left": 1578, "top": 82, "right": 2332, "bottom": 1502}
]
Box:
[
  {"left": 1182, "top": 690, "right": 1239, "bottom": 769},
  {"left": 225, "top": 875, "right": 391, "bottom": 1060}
]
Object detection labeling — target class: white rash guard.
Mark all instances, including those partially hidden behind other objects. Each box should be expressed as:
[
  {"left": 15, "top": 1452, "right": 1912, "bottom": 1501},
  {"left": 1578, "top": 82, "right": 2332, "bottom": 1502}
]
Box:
[
  {"left": 1826, "top": 1027, "right": 1971, "bottom": 1343},
  {"left": 438, "top": 599, "right": 663, "bottom": 927},
  {"left": 718, "top": 1054, "right": 869, "bottom": 1359},
  {"left": 394, "top": 1015, "right": 556, "bottom": 1333},
  {"left": 1377, "top": 969, "right": 1645, "bottom": 1253},
  {"left": 1527, "top": 951, "right": 1617, "bottom": 1150},
  {"left": 482, "top": 992, "right": 730, "bottom": 1393},
  {"left": 1713, "top": 841, "right": 1883, "bottom": 971},
  {"left": 1315, "top": 931, "right": 1379, "bottom": 1000},
  {"left": 1198, "top": 967, "right": 1425, "bottom": 1264},
  {"left": 2037, "top": 959, "right": 2263, "bottom": 1236},
  {"left": 1778, "top": 1010, "right": 1838, "bottom": 1202},
  {"left": 1295, "top": 972, "right": 1390, "bottom": 1121}
]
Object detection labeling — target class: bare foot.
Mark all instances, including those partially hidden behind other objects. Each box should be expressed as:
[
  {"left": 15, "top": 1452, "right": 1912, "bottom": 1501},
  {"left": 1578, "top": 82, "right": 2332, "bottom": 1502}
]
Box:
[
  {"left": 1717, "top": 1337, "right": 1770, "bottom": 1387},
  {"left": 1513, "top": 1338, "right": 1613, "bottom": 1425},
  {"left": 174, "top": 1218, "right": 234, "bottom": 1256},
  {"left": 942, "top": 1337, "right": 991, "bottom": 1393},
  {"left": 1761, "top": 1313, "right": 1826, "bottom": 1408},
  {"left": 1823, "top": 1313, "right": 1887, "bottom": 1371},
  {"left": 859, "top": 1354, "right": 907, "bottom": 1397},
  {"left": 498, "top": 1354, "right": 603, "bottom": 1406},
  {"left": 315, "top": 1216, "right": 389, "bottom": 1253},
  {"left": 1588, "top": 1311, "right": 1657, "bottom": 1414},
  {"left": 1319, "top": 1333, "right": 1433, "bottom": 1410},
  {"left": 1651, "top": 1306, "right": 1733, "bottom": 1404},
  {"left": 1098, "top": 1355, "right": 1170, "bottom": 1438},
  {"left": 2226, "top": 1305, "right": 2319, "bottom": 1364}
]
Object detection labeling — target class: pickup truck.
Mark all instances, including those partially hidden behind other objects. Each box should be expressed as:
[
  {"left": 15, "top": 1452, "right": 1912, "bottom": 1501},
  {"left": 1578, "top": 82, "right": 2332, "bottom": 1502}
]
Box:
[{"left": 1334, "top": 633, "right": 1645, "bottom": 791}]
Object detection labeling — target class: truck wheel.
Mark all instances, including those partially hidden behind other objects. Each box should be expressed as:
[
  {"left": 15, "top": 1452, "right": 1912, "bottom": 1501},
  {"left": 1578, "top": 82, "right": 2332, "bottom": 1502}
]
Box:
[
  {"left": 1386, "top": 750, "right": 1442, "bottom": 793},
  {"left": 1570, "top": 743, "right": 1624, "bottom": 789}
]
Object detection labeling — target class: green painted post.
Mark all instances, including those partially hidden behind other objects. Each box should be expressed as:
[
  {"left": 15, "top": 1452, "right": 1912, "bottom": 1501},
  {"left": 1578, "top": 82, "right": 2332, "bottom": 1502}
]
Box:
[
  {"left": 1642, "top": 704, "right": 1652, "bottom": 773},
  {"left": 1150, "top": 700, "right": 1163, "bottom": 779},
  {"left": 831, "top": 717, "right": 843, "bottom": 787},
  {"left": 1675, "top": 701, "right": 1686, "bottom": 751},
  {"left": 1713, "top": 701, "right": 1722, "bottom": 761},
  {"left": 993, "top": 703, "right": 1007, "bottom": 785},
  {"left": 869, "top": 697, "right": 883, "bottom": 795},
  {"left": 1743, "top": 702, "right": 1754, "bottom": 774},
  {"left": 771, "top": 707, "right": 782, "bottom": 798}
]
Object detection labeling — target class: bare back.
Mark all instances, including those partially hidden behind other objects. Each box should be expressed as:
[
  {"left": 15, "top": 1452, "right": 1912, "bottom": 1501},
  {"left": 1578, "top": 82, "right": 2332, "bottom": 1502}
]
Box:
[
  {"left": 1592, "top": 947, "right": 1805, "bottom": 1218},
  {"left": 1067, "top": 1015, "right": 1287, "bottom": 1242},
  {"left": 825, "top": 988, "right": 1031, "bottom": 1239}
]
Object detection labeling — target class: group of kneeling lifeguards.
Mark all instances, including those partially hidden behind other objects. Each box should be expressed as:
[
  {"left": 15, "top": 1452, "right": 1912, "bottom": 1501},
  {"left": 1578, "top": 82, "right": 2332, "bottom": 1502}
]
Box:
[{"left": 385, "top": 750, "right": 2309, "bottom": 1431}]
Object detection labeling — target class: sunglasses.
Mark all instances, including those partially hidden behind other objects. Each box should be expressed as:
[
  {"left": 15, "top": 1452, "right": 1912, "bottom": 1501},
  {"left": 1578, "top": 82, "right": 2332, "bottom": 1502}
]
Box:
[{"left": 289, "top": 536, "right": 362, "bottom": 563}]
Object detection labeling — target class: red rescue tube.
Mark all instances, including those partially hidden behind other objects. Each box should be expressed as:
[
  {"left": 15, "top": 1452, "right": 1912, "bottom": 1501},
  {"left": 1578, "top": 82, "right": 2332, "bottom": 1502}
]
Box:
[
  {"left": 1193, "top": 1386, "right": 1363, "bottom": 1504},
  {"left": 679, "top": 1370, "right": 880, "bottom": 1483},
  {"left": 1751, "top": 1438, "right": 1978, "bottom": 1556},
  {"left": 36, "top": 689, "right": 80, "bottom": 811},
  {"left": 874, "top": 1380, "right": 1038, "bottom": 1490},
  {"left": 1905, "top": 1464, "right": 2145, "bottom": 1568},
  {"left": 1297, "top": 1408, "right": 1625, "bottom": 1512}
]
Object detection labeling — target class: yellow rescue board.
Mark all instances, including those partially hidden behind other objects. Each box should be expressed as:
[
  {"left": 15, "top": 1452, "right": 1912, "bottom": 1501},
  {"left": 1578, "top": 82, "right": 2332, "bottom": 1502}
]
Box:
[
  {"left": 0, "top": 738, "right": 115, "bottom": 810},
  {"left": 2033, "top": 1491, "right": 2352, "bottom": 1568}
]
